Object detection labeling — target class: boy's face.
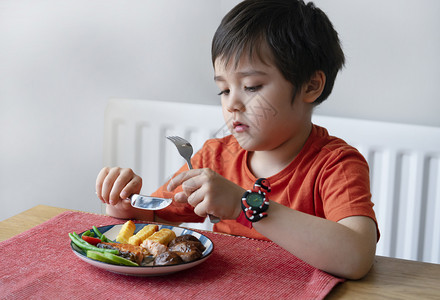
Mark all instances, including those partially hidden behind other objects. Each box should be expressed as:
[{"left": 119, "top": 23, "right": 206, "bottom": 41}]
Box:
[{"left": 214, "top": 49, "right": 314, "bottom": 152}]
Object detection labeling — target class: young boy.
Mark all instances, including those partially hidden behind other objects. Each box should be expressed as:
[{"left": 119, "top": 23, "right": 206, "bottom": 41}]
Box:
[{"left": 96, "top": 0, "right": 378, "bottom": 279}]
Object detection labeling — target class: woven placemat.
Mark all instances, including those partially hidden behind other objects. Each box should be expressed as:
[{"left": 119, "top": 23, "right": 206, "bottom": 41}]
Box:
[{"left": 0, "top": 211, "right": 343, "bottom": 299}]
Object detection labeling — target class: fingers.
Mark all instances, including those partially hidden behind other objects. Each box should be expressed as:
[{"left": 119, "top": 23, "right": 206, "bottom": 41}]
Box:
[
  {"left": 120, "top": 176, "right": 142, "bottom": 199},
  {"left": 190, "top": 188, "right": 210, "bottom": 218},
  {"left": 173, "top": 191, "right": 188, "bottom": 203},
  {"left": 175, "top": 186, "right": 209, "bottom": 218},
  {"left": 96, "top": 167, "right": 110, "bottom": 203},
  {"left": 167, "top": 169, "right": 203, "bottom": 192},
  {"left": 96, "top": 167, "right": 142, "bottom": 205},
  {"left": 167, "top": 169, "right": 216, "bottom": 218},
  {"left": 102, "top": 168, "right": 125, "bottom": 204}
]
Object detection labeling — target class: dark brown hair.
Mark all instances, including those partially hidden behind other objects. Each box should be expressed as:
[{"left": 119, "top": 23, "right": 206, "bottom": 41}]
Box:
[{"left": 212, "top": 0, "right": 345, "bottom": 104}]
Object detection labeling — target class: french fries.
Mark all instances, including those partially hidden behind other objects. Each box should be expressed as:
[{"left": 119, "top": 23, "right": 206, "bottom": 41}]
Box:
[
  {"left": 116, "top": 222, "right": 177, "bottom": 258},
  {"left": 141, "top": 228, "right": 177, "bottom": 257},
  {"left": 145, "top": 228, "right": 176, "bottom": 246},
  {"left": 128, "top": 224, "right": 159, "bottom": 246},
  {"left": 116, "top": 220, "right": 136, "bottom": 244}
]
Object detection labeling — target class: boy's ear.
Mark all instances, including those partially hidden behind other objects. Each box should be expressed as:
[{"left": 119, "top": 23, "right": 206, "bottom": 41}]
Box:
[{"left": 302, "top": 70, "right": 326, "bottom": 103}]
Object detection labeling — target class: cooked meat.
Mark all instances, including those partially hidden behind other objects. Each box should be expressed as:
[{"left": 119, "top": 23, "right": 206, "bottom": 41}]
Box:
[
  {"left": 176, "top": 249, "right": 202, "bottom": 262},
  {"left": 141, "top": 240, "right": 168, "bottom": 257},
  {"left": 168, "top": 234, "right": 200, "bottom": 247},
  {"left": 168, "top": 241, "right": 202, "bottom": 253},
  {"left": 97, "top": 242, "right": 148, "bottom": 265},
  {"left": 168, "top": 241, "right": 203, "bottom": 262},
  {"left": 154, "top": 251, "right": 183, "bottom": 266},
  {"left": 140, "top": 255, "right": 155, "bottom": 267},
  {"left": 168, "top": 235, "right": 205, "bottom": 252}
]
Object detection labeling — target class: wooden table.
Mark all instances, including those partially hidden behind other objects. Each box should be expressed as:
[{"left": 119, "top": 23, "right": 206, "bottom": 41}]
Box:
[{"left": 1, "top": 205, "right": 440, "bottom": 299}]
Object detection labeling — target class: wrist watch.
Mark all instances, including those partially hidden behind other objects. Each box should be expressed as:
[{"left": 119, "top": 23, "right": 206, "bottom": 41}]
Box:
[{"left": 240, "top": 178, "right": 271, "bottom": 223}]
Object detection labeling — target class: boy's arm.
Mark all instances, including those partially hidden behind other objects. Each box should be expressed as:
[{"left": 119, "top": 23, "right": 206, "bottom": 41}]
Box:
[
  {"left": 254, "top": 201, "right": 377, "bottom": 280},
  {"left": 167, "top": 168, "right": 377, "bottom": 279}
]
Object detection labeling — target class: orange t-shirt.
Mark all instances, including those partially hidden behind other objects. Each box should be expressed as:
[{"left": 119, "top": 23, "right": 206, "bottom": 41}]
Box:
[{"left": 154, "top": 124, "right": 378, "bottom": 241}]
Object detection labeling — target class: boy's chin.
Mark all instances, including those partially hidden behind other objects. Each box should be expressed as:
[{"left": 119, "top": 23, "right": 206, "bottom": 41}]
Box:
[{"left": 234, "top": 134, "right": 258, "bottom": 151}]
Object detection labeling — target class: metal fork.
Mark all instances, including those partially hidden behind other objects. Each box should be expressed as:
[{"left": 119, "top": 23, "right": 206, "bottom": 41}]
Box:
[
  {"left": 167, "top": 135, "right": 220, "bottom": 224},
  {"left": 167, "top": 136, "right": 193, "bottom": 169}
]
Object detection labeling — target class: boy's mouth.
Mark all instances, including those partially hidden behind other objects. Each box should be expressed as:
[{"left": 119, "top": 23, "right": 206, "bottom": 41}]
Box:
[{"left": 232, "top": 121, "right": 249, "bottom": 133}]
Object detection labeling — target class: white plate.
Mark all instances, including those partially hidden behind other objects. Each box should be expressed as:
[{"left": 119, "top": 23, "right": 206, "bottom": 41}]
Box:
[{"left": 70, "top": 223, "right": 214, "bottom": 276}]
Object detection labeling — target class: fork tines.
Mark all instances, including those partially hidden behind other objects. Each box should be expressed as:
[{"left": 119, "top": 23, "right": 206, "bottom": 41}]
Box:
[{"left": 167, "top": 136, "right": 189, "bottom": 145}]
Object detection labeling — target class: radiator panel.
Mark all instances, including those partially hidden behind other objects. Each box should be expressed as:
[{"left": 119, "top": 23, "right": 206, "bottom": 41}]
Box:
[{"left": 312, "top": 115, "right": 440, "bottom": 263}]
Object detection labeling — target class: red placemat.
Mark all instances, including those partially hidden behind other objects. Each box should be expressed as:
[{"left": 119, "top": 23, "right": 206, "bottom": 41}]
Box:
[{"left": 0, "top": 211, "right": 343, "bottom": 299}]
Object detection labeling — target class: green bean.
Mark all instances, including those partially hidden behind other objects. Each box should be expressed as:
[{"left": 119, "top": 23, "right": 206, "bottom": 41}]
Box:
[
  {"left": 100, "top": 234, "right": 112, "bottom": 243},
  {"left": 69, "top": 233, "right": 92, "bottom": 251},
  {"left": 68, "top": 233, "right": 118, "bottom": 254},
  {"left": 101, "top": 251, "right": 139, "bottom": 266},
  {"left": 81, "top": 230, "right": 94, "bottom": 237},
  {"left": 87, "top": 251, "right": 139, "bottom": 266},
  {"left": 92, "top": 226, "right": 112, "bottom": 242},
  {"left": 86, "top": 250, "right": 115, "bottom": 264},
  {"left": 92, "top": 226, "right": 103, "bottom": 238}
]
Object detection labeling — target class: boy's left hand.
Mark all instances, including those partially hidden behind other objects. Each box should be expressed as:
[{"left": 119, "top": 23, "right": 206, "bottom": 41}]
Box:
[{"left": 167, "top": 168, "right": 245, "bottom": 220}]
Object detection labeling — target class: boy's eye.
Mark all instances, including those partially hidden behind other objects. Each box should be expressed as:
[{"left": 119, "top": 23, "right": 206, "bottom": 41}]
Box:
[
  {"left": 218, "top": 89, "right": 230, "bottom": 96},
  {"left": 244, "top": 85, "right": 262, "bottom": 92}
]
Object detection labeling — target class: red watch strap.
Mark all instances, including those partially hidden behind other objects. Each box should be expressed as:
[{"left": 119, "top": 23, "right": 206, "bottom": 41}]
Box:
[{"left": 236, "top": 210, "right": 253, "bottom": 229}]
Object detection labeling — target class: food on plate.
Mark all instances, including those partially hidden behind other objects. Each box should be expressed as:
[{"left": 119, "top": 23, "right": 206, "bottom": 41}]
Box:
[
  {"left": 81, "top": 235, "right": 102, "bottom": 246},
  {"left": 71, "top": 223, "right": 209, "bottom": 269},
  {"left": 168, "top": 242, "right": 203, "bottom": 262},
  {"left": 98, "top": 242, "right": 149, "bottom": 265},
  {"left": 154, "top": 251, "right": 184, "bottom": 266},
  {"left": 168, "top": 234, "right": 206, "bottom": 251},
  {"left": 87, "top": 250, "right": 139, "bottom": 266},
  {"left": 168, "top": 240, "right": 205, "bottom": 262},
  {"left": 69, "top": 232, "right": 119, "bottom": 254},
  {"left": 116, "top": 220, "right": 136, "bottom": 243},
  {"left": 141, "top": 228, "right": 177, "bottom": 257},
  {"left": 152, "top": 234, "right": 206, "bottom": 265},
  {"left": 92, "top": 226, "right": 112, "bottom": 243},
  {"left": 128, "top": 224, "right": 158, "bottom": 246}
]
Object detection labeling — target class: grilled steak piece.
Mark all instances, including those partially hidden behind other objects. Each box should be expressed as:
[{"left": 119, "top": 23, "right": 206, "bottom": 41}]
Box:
[
  {"left": 168, "top": 234, "right": 203, "bottom": 248},
  {"left": 168, "top": 241, "right": 203, "bottom": 262},
  {"left": 154, "top": 251, "right": 183, "bottom": 266}
]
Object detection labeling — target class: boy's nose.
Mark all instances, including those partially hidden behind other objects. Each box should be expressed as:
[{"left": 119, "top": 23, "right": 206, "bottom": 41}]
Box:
[{"left": 226, "top": 92, "right": 245, "bottom": 113}]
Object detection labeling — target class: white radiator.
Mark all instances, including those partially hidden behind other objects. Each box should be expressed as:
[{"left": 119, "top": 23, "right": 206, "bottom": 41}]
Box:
[
  {"left": 312, "top": 115, "right": 440, "bottom": 264},
  {"left": 104, "top": 98, "right": 440, "bottom": 264}
]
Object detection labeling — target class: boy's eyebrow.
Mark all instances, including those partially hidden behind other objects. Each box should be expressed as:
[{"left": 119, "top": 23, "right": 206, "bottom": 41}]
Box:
[
  {"left": 213, "top": 75, "right": 224, "bottom": 81},
  {"left": 214, "top": 70, "right": 268, "bottom": 81}
]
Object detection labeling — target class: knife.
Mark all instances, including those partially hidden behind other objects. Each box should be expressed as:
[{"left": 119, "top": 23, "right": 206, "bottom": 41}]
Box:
[{"left": 129, "top": 194, "right": 172, "bottom": 210}]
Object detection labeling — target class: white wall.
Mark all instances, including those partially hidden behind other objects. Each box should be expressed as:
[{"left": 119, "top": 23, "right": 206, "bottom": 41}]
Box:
[
  {"left": 314, "top": 0, "right": 440, "bottom": 125},
  {"left": 1, "top": 0, "right": 439, "bottom": 221}
]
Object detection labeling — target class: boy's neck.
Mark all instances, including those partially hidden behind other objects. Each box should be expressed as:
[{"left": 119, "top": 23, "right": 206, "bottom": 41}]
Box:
[{"left": 247, "top": 122, "right": 313, "bottom": 178}]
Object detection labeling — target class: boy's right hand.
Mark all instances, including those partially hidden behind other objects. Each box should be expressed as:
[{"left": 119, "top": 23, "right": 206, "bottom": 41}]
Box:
[{"left": 96, "top": 167, "right": 142, "bottom": 206}]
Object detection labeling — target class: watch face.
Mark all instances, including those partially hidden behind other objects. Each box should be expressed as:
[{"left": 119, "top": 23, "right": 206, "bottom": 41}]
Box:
[{"left": 246, "top": 192, "right": 265, "bottom": 207}]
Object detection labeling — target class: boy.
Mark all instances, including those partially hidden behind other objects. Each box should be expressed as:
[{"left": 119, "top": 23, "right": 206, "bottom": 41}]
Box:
[{"left": 96, "top": 0, "right": 378, "bottom": 279}]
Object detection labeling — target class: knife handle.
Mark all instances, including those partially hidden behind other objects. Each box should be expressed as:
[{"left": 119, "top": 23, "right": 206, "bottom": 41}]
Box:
[{"left": 209, "top": 214, "right": 220, "bottom": 223}]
